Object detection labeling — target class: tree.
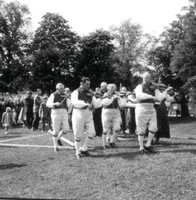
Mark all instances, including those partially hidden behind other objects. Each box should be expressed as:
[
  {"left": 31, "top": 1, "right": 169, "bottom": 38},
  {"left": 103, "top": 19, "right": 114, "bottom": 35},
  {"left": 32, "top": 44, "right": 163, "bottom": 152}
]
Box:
[
  {"left": 30, "top": 13, "right": 79, "bottom": 92},
  {"left": 75, "top": 29, "right": 115, "bottom": 89},
  {"left": 110, "top": 19, "right": 148, "bottom": 90},
  {"left": 0, "top": 0, "right": 32, "bottom": 91},
  {"left": 171, "top": 0, "right": 196, "bottom": 89}
]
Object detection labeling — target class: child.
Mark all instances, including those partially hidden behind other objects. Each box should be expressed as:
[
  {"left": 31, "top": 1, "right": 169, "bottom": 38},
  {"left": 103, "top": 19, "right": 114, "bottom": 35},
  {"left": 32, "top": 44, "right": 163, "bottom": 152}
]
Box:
[
  {"left": 39, "top": 96, "right": 52, "bottom": 132},
  {"left": 1, "top": 107, "right": 14, "bottom": 135}
]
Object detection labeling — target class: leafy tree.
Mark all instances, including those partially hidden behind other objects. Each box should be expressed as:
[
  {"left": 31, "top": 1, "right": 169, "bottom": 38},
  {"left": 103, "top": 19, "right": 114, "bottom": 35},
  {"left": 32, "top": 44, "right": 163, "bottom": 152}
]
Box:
[
  {"left": 0, "top": 0, "right": 32, "bottom": 91},
  {"left": 30, "top": 13, "right": 79, "bottom": 92},
  {"left": 171, "top": 0, "right": 196, "bottom": 90},
  {"left": 110, "top": 19, "right": 149, "bottom": 90},
  {"left": 75, "top": 29, "right": 115, "bottom": 89}
]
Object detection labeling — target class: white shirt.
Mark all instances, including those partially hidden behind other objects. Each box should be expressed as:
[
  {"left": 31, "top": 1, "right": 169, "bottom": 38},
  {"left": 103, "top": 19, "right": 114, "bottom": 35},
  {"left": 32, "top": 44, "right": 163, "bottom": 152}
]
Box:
[
  {"left": 71, "top": 89, "right": 102, "bottom": 109},
  {"left": 134, "top": 84, "right": 167, "bottom": 102},
  {"left": 46, "top": 93, "right": 71, "bottom": 108}
]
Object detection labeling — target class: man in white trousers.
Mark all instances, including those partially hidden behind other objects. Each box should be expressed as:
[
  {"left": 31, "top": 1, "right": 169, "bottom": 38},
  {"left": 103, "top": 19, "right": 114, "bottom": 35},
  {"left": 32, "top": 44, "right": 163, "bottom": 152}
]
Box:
[
  {"left": 101, "top": 84, "right": 123, "bottom": 149},
  {"left": 71, "top": 77, "right": 101, "bottom": 159},
  {"left": 134, "top": 72, "right": 171, "bottom": 153},
  {"left": 47, "top": 83, "right": 70, "bottom": 152}
]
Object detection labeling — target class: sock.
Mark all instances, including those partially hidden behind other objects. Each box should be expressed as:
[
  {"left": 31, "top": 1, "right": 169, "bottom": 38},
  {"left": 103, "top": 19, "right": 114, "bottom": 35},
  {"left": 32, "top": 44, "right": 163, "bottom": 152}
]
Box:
[
  {"left": 102, "top": 133, "right": 107, "bottom": 146},
  {"left": 82, "top": 137, "right": 92, "bottom": 151},
  {"left": 111, "top": 130, "right": 118, "bottom": 143},
  {"left": 75, "top": 140, "right": 81, "bottom": 155},
  {"left": 146, "top": 132, "right": 155, "bottom": 147},
  {"left": 52, "top": 136, "right": 58, "bottom": 148},
  {"left": 57, "top": 130, "right": 64, "bottom": 140},
  {"left": 138, "top": 135, "right": 144, "bottom": 150}
]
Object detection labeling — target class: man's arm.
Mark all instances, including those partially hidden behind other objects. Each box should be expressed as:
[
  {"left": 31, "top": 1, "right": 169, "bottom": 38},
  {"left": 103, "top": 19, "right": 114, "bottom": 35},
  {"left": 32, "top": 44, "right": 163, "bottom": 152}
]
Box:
[
  {"left": 71, "top": 90, "right": 89, "bottom": 108},
  {"left": 135, "top": 85, "right": 154, "bottom": 101}
]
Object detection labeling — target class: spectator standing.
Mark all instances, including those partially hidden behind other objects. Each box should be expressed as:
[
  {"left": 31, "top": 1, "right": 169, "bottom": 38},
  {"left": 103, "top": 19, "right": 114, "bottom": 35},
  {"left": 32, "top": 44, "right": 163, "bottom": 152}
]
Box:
[
  {"left": 32, "top": 89, "right": 42, "bottom": 130},
  {"left": 24, "top": 91, "right": 34, "bottom": 129},
  {"left": 39, "top": 96, "right": 51, "bottom": 132}
]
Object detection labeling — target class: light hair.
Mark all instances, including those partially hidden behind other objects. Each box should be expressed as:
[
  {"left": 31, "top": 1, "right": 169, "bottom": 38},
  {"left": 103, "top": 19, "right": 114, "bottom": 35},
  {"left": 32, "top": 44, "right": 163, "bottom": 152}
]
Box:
[
  {"left": 56, "top": 83, "right": 64, "bottom": 89},
  {"left": 107, "top": 83, "right": 116, "bottom": 90},
  {"left": 101, "top": 82, "right": 107, "bottom": 87}
]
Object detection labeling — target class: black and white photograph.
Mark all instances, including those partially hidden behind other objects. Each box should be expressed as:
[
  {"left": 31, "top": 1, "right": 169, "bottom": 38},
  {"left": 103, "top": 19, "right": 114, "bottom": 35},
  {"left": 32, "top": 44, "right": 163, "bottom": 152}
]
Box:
[{"left": 0, "top": 0, "right": 196, "bottom": 199}]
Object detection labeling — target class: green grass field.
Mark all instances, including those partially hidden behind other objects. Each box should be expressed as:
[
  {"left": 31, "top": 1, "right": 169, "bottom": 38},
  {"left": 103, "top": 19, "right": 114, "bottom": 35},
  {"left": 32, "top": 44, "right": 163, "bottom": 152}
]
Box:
[{"left": 0, "top": 117, "right": 196, "bottom": 200}]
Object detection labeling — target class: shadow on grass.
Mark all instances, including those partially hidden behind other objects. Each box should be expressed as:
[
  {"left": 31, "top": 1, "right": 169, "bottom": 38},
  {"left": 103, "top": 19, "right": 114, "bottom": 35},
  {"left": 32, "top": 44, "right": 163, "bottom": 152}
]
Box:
[
  {"left": 90, "top": 151, "right": 157, "bottom": 160},
  {"left": 0, "top": 198, "right": 66, "bottom": 200},
  {"left": 0, "top": 163, "right": 27, "bottom": 170},
  {"left": 0, "top": 135, "right": 22, "bottom": 139},
  {"left": 161, "top": 149, "right": 196, "bottom": 154},
  {"left": 169, "top": 116, "right": 196, "bottom": 124}
]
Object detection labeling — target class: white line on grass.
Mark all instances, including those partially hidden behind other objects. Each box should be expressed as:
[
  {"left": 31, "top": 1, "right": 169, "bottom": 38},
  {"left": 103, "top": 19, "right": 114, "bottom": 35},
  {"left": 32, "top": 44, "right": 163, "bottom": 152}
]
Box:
[
  {"left": 0, "top": 143, "right": 74, "bottom": 149},
  {"left": 0, "top": 134, "right": 48, "bottom": 143}
]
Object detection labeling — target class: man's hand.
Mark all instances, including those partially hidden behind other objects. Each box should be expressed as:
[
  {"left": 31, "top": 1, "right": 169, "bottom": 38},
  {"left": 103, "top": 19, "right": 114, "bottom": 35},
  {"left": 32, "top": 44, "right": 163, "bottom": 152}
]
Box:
[{"left": 53, "top": 102, "right": 61, "bottom": 107}]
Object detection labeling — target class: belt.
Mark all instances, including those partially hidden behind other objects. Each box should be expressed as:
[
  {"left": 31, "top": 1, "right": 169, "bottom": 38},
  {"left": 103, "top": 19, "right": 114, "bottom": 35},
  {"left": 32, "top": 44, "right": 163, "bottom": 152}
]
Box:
[{"left": 73, "top": 106, "right": 89, "bottom": 110}]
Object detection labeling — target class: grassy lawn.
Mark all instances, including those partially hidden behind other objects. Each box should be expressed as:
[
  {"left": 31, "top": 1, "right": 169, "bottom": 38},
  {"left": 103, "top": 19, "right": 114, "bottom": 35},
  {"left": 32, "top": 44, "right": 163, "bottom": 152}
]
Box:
[{"left": 0, "top": 117, "right": 196, "bottom": 200}]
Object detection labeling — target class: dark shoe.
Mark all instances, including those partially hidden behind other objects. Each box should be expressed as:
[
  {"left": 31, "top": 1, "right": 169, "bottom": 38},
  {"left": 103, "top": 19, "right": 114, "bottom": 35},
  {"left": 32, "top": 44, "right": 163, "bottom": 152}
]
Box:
[
  {"left": 80, "top": 150, "right": 91, "bottom": 156},
  {"left": 57, "top": 139, "right": 63, "bottom": 146},
  {"left": 103, "top": 145, "right": 110, "bottom": 149},
  {"left": 139, "top": 149, "right": 147, "bottom": 154},
  {"left": 144, "top": 145, "right": 157, "bottom": 153},
  {"left": 109, "top": 142, "right": 118, "bottom": 148}
]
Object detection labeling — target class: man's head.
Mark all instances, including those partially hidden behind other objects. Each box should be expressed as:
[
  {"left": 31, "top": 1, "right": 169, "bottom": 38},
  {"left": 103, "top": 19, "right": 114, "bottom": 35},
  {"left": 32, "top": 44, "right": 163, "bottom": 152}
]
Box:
[
  {"left": 36, "top": 89, "right": 42, "bottom": 95},
  {"left": 65, "top": 87, "right": 71, "bottom": 94},
  {"left": 80, "top": 77, "right": 90, "bottom": 91},
  {"left": 42, "top": 96, "right": 48, "bottom": 102},
  {"left": 100, "top": 82, "right": 107, "bottom": 92},
  {"left": 27, "top": 91, "right": 32, "bottom": 97},
  {"left": 56, "top": 83, "right": 65, "bottom": 94},
  {"left": 120, "top": 87, "right": 127, "bottom": 93},
  {"left": 142, "top": 72, "right": 151, "bottom": 84},
  {"left": 107, "top": 84, "right": 116, "bottom": 94}
]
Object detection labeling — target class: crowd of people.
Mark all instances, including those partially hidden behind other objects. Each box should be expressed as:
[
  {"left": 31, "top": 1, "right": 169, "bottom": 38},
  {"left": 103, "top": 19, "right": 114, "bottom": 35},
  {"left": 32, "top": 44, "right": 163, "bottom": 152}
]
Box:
[{"left": 0, "top": 72, "right": 185, "bottom": 159}]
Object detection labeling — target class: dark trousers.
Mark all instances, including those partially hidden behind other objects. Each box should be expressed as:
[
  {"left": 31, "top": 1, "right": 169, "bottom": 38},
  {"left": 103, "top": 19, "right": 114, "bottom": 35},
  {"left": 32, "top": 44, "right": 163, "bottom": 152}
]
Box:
[
  {"left": 120, "top": 108, "right": 127, "bottom": 133},
  {"left": 41, "top": 117, "right": 52, "bottom": 131},
  {"left": 32, "top": 112, "right": 40, "bottom": 130},
  {"left": 26, "top": 113, "right": 33, "bottom": 129},
  {"left": 93, "top": 107, "right": 103, "bottom": 137},
  {"left": 128, "top": 107, "right": 136, "bottom": 134}
]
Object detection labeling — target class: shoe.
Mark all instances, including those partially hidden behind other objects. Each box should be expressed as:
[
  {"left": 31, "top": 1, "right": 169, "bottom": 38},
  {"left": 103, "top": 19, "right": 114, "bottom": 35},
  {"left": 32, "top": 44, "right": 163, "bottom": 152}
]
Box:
[
  {"left": 144, "top": 145, "right": 157, "bottom": 153},
  {"left": 57, "top": 139, "right": 63, "bottom": 146},
  {"left": 103, "top": 145, "right": 110, "bottom": 149},
  {"left": 5, "top": 132, "right": 8, "bottom": 135},
  {"left": 80, "top": 150, "right": 90, "bottom": 156},
  {"left": 109, "top": 142, "right": 118, "bottom": 148},
  {"left": 139, "top": 149, "right": 147, "bottom": 154},
  {"left": 54, "top": 147, "right": 59, "bottom": 152}
]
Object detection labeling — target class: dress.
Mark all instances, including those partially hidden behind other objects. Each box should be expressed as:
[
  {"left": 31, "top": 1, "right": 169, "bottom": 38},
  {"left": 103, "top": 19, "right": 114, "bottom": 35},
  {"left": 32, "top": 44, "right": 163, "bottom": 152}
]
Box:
[
  {"left": 1, "top": 112, "right": 13, "bottom": 127},
  {"left": 155, "top": 100, "right": 170, "bottom": 139}
]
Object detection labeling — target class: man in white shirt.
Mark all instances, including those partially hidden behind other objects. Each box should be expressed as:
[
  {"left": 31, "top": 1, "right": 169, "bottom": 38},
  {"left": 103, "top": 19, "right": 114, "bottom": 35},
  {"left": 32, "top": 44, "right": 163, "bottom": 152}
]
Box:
[
  {"left": 47, "top": 83, "right": 70, "bottom": 151},
  {"left": 71, "top": 77, "right": 101, "bottom": 159},
  {"left": 134, "top": 72, "right": 170, "bottom": 153},
  {"left": 101, "top": 84, "right": 123, "bottom": 149}
]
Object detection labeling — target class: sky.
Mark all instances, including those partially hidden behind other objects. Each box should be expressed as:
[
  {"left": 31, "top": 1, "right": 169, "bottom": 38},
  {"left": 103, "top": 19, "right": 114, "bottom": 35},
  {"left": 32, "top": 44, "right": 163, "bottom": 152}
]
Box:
[{"left": 9, "top": 0, "right": 190, "bottom": 36}]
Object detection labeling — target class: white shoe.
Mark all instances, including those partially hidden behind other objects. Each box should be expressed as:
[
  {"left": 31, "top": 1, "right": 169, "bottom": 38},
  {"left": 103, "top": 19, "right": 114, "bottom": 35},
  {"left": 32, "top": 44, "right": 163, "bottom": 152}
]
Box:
[
  {"left": 48, "top": 130, "right": 54, "bottom": 136},
  {"left": 5, "top": 132, "right": 8, "bottom": 135}
]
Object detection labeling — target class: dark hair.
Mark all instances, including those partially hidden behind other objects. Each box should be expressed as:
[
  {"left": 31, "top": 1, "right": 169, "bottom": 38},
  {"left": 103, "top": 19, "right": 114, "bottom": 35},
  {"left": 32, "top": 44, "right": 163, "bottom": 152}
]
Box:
[{"left": 80, "top": 77, "right": 90, "bottom": 84}]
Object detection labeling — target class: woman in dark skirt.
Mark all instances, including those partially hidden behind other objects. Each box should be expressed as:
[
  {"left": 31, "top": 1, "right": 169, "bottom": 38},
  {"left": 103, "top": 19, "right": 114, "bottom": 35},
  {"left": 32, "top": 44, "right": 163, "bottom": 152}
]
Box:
[{"left": 155, "top": 90, "right": 175, "bottom": 144}]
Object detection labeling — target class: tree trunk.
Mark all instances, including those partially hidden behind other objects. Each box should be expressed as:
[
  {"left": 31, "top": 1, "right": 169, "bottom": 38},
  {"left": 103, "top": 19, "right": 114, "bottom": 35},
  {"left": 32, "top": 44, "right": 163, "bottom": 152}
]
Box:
[{"left": 180, "top": 93, "right": 190, "bottom": 117}]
